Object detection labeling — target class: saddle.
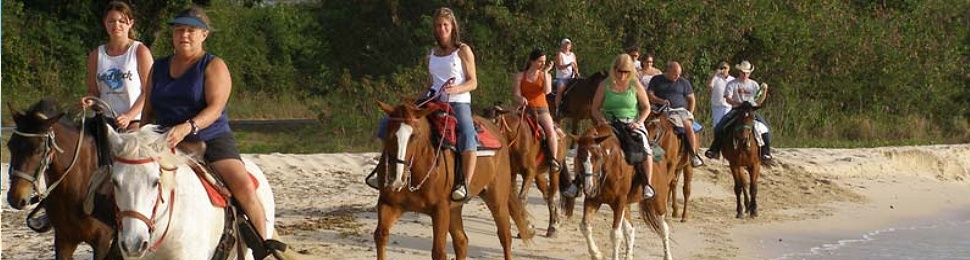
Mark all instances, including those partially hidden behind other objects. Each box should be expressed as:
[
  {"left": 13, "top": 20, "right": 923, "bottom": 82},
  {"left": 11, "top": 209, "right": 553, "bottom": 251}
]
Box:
[
  {"left": 608, "top": 121, "right": 647, "bottom": 165},
  {"left": 423, "top": 101, "right": 501, "bottom": 155}
]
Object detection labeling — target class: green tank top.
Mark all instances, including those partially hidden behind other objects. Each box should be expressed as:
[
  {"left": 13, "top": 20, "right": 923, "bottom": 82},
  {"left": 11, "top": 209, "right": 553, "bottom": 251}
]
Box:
[{"left": 602, "top": 79, "right": 638, "bottom": 120}]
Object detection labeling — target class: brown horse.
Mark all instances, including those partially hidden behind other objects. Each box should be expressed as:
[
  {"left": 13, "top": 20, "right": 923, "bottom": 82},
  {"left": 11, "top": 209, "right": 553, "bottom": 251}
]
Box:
[
  {"left": 573, "top": 124, "right": 673, "bottom": 260},
  {"left": 6, "top": 98, "right": 116, "bottom": 259},
  {"left": 717, "top": 106, "right": 762, "bottom": 218},
  {"left": 645, "top": 109, "right": 695, "bottom": 222},
  {"left": 373, "top": 101, "right": 533, "bottom": 260},
  {"left": 483, "top": 103, "right": 567, "bottom": 237},
  {"left": 551, "top": 72, "right": 608, "bottom": 138}
]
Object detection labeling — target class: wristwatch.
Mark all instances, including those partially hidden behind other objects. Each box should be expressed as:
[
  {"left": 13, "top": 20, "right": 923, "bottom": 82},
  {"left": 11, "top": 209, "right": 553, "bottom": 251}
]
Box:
[{"left": 188, "top": 119, "right": 200, "bottom": 135}]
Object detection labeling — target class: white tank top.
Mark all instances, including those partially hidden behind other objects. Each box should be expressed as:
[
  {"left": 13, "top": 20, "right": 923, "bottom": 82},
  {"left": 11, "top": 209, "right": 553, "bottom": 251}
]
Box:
[
  {"left": 96, "top": 41, "right": 143, "bottom": 119},
  {"left": 428, "top": 47, "right": 470, "bottom": 103},
  {"left": 556, "top": 51, "right": 576, "bottom": 79}
]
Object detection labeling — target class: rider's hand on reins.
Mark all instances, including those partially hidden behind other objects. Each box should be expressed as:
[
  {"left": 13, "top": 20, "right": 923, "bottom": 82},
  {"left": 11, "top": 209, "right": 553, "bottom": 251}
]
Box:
[{"left": 166, "top": 122, "right": 193, "bottom": 149}]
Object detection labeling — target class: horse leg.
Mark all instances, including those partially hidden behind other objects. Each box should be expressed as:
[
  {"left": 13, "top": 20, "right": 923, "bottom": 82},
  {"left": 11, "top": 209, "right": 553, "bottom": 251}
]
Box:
[
  {"left": 90, "top": 224, "right": 114, "bottom": 260},
  {"left": 448, "top": 206, "right": 469, "bottom": 260},
  {"left": 374, "top": 203, "right": 403, "bottom": 260},
  {"left": 539, "top": 164, "right": 562, "bottom": 237},
  {"left": 581, "top": 202, "right": 603, "bottom": 260},
  {"left": 731, "top": 165, "right": 745, "bottom": 218},
  {"left": 481, "top": 187, "right": 515, "bottom": 260},
  {"left": 519, "top": 167, "right": 536, "bottom": 206},
  {"left": 668, "top": 166, "right": 680, "bottom": 218},
  {"left": 681, "top": 165, "right": 693, "bottom": 222},
  {"left": 621, "top": 207, "right": 635, "bottom": 260},
  {"left": 53, "top": 236, "right": 79, "bottom": 260},
  {"left": 749, "top": 165, "right": 761, "bottom": 218},
  {"left": 608, "top": 202, "right": 626, "bottom": 260},
  {"left": 660, "top": 215, "right": 673, "bottom": 260},
  {"left": 429, "top": 205, "right": 451, "bottom": 260}
]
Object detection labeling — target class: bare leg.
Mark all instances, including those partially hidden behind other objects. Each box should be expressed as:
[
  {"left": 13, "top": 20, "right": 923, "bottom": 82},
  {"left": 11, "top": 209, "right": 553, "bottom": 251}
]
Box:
[{"left": 211, "top": 159, "right": 267, "bottom": 238}]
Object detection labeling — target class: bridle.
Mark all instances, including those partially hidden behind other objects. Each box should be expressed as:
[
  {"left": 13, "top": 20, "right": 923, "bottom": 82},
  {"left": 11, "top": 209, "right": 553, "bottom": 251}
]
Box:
[
  {"left": 578, "top": 143, "right": 608, "bottom": 197},
  {"left": 733, "top": 111, "right": 757, "bottom": 149},
  {"left": 113, "top": 155, "right": 178, "bottom": 252},
  {"left": 8, "top": 113, "right": 87, "bottom": 209}
]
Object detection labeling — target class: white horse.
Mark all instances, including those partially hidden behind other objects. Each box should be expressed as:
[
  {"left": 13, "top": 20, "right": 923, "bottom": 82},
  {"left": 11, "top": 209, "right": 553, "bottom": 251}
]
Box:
[{"left": 106, "top": 125, "right": 276, "bottom": 259}]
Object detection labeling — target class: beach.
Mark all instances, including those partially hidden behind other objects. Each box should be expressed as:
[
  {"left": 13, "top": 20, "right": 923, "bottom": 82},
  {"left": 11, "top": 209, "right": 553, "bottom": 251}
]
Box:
[{"left": 3, "top": 144, "right": 969, "bottom": 259}]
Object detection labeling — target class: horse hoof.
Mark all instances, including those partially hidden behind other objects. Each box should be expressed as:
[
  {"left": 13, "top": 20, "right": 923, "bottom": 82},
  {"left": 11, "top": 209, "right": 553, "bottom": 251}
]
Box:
[
  {"left": 546, "top": 228, "right": 558, "bottom": 238},
  {"left": 736, "top": 214, "right": 744, "bottom": 219},
  {"left": 680, "top": 218, "right": 688, "bottom": 223}
]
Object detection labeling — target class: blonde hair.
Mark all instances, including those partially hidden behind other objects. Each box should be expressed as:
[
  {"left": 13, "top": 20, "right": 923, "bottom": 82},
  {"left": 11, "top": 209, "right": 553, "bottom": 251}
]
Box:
[
  {"left": 610, "top": 54, "right": 636, "bottom": 80},
  {"left": 432, "top": 7, "right": 462, "bottom": 49}
]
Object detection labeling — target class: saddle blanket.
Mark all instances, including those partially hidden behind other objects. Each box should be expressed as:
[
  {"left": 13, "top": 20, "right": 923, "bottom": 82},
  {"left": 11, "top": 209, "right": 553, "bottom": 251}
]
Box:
[
  {"left": 476, "top": 122, "right": 501, "bottom": 157},
  {"left": 192, "top": 166, "right": 259, "bottom": 208}
]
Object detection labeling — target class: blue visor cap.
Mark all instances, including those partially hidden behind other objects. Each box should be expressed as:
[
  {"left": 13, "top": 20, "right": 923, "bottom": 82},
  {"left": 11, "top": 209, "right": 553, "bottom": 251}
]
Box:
[{"left": 168, "top": 15, "right": 208, "bottom": 30}]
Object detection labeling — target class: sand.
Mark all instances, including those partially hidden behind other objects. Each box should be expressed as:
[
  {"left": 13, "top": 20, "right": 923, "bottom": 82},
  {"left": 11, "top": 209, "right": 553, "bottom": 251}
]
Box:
[{"left": 3, "top": 144, "right": 969, "bottom": 259}]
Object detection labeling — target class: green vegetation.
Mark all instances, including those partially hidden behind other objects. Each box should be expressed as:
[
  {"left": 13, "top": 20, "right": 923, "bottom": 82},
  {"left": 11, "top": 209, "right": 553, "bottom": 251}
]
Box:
[{"left": 3, "top": 0, "right": 969, "bottom": 154}]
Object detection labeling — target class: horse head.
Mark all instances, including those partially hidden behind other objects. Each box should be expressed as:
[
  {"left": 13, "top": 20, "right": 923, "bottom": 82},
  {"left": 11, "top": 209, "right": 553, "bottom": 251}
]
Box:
[
  {"left": 732, "top": 104, "right": 761, "bottom": 150},
  {"left": 377, "top": 100, "right": 436, "bottom": 191},
  {"left": 106, "top": 124, "right": 180, "bottom": 258},
  {"left": 481, "top": 101, "right": 511, "bottom": 122},
  {"left": 574, "top": 124, "right": 615, "bottom": 197},
  {"left": 6, "top": 99, "right": 66, "bottom": 210}
]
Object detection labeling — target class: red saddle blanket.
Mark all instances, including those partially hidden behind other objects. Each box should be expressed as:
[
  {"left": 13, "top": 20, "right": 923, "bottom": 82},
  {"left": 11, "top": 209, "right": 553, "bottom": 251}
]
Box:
[
  {"left": 189, "top": 162, "right": 259, "bottom": 208},
  {"left": 476, "top": 121, "right": 501, "bottom": 150}
]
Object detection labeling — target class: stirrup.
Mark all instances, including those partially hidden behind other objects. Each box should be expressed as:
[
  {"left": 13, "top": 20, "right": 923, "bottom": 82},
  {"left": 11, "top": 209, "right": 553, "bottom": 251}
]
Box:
[{"left": 365, "top": 167, "right": 380, "bottom": 190}]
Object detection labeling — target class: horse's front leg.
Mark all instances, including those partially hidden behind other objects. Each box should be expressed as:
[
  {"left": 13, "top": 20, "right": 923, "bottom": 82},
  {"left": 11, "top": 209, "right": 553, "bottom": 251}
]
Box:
[
  {"left": 668, "top": 166, "right": 681, "bottom": 218},
  {"left": 430, "top": 205, "right": 451, "bottom": 260},
  {"left": 581, "top": 202, "right": 603, "bottom": 260},
  {"left": 374, "top": 203, "right": 403, "bottom": 260},
  {"left": 621, "top": 208, "right": 635, "bottom": 260},
  {"left": 53, "top": 235, "right": 79, "bottom": 260},
  {"left": 89, "top": 223, "right": 114, "bottom": 260},
  {"left": 448, "top": 205, "right": 468, "bottom": 260},
  {"left": 748, "top": 165, "right": 760, "bottom": 218},
  {"left": 537, "top": 165, "right": 562, "bottom": 237},
  {"left": 681, "top": 165, "right": 693, "bottom": 222},
  {"left": 660, "top": 215, "right": 673, "bottom": 260},
  {"left": 731, "top": 165, "right": 745, "bottom": 218},
  {"left": 607, "top": 201, "right": 629, "bottom": 260}
]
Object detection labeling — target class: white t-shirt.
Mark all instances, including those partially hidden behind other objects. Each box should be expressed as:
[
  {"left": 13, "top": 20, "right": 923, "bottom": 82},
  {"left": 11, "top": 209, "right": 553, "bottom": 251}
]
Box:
[
  {"left": 724, "top": 78, "right": 761, "bottom": 105},
  {"left": 429, "top": 47, "right": 470, "bottom": 103},
  {"left": 96, "top": 41, "right": 144, "bottom": 119},
  {"left": 556, "top": 51, "right": 576, "bottom": 79},
  {"left": 710, "top": 75, "right": 735, "bottom": 108}
]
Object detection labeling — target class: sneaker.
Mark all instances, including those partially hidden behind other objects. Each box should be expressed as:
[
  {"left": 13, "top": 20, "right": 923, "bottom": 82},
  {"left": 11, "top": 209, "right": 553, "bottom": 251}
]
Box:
[
  {"left": 549, "top": 160, "right": 562, "bottom": 173},
  {"left": 705, "top": 149, "right": 720, "bottom": 159},
  {"left": 451, "top": 184, "right": 468, "bottom": 202},
  {"left": 563, "top": 184, "right": 579, "bottom": 198},
  {"left": 691, "top": 154, "right": 705, "bottom": 167},
  {"left": 761, "top": 154, "right": 773, "bottom": 163},
  {"left": 643, "top": 184, "right": 655, "bottom": 200}
]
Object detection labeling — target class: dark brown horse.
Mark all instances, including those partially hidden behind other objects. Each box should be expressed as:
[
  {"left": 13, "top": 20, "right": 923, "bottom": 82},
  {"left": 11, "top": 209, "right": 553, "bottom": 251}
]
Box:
[
  {"left": 717, "top": 106, "right": 762, "bottom": 218},
  {"left": 6, "top": 99, "right": 115, "bottom": 259},
  {"left": 373, "top": 101, "right": 533, "bottom": 260},
  {"left": 646, "top": 108, "right": 696, "bottom": 222},
  {"left": 483, "top": 104, "right": 567, "bottom": 237},
  {"left": 551, "top": 72, "right": 608, "bottom": 138},
  {"left": 573, "top": 124, "right": 673, "bottom": 259}
]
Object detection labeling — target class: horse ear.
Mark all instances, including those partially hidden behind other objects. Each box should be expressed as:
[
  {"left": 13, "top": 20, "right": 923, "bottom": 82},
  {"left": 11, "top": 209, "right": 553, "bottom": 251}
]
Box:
[
  {"left": 42, "top": 113, "right": 65, "bottom": 127},
  {"left": 566, "top": 133, "right": 580, "bottom": 142},
  {"left": 7, "top": 102, "right": 23, "bottom": 117},
  {"left": 377, "top": 100, "right": 395, "bottom": 115},
  {"left": 593, "top": 134, "right": 611, "bottom": 144},
  {"left": 414, "top": 106, "right": 436, "bottom": 119},
  {"left": 105, "top": 122, "right": 124, "bottom": 150}
]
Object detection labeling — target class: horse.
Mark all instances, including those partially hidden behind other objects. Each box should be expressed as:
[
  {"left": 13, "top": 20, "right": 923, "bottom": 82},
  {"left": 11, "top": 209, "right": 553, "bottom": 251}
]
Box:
[
  {"left": 104, "top": 124, "right": 282, "bottom": 259},
  {"left": 573, "top": 124, "right": 673, "bottom": 260},
  {"left": 550, "top": 72, "right": 608, "bottom": 140},
  {"left": 482, "top": 103, "right": 567, "bottom": 237},
  {"left": 5, "top": 98, "right": 117, "bottom": 260},
  {"left": 717, "top": 105, "right": 763, "bottom": 218},
  {"left": 374, "top": 101, "right": 533, "bottom": 260},
  {"left": 645, "top": 108, "right": 695, "bottom": 222}
]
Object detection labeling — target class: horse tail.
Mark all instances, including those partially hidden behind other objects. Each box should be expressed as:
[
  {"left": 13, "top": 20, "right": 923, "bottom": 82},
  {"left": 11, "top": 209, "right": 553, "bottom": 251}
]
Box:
[
  {"left": 638, "top": 198, "right": 664, "bottom": 237},
  {"left": 508, "top": 189, "right": 535, "bottom": 245}
]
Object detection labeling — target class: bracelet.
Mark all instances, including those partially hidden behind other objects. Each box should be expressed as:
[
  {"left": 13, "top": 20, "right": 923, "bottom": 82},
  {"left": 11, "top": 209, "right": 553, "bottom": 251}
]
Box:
[{"left": 188, "top": 119, "right": 200, "bottom": 135}]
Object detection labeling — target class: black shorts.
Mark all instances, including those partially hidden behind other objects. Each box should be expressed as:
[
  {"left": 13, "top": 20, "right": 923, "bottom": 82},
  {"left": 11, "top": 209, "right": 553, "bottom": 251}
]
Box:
[{"left": 204, "top": 132, "right": 242, "bottom": 162}]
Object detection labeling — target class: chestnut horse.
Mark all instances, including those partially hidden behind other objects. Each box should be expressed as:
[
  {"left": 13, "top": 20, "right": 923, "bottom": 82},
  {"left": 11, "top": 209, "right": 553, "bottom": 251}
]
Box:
[
  {"left": 5, "top": 98, "right": 116, "bottom": 259},
  {"left": 483, "top": 103, "right": 567, "bottom": 237},
  {"left": 374, "top": 101, "right": 533, "bottom": 260},
  {"left": 716, "top": 106, "right": 762, "bottom": 218},
  {"left": 551, "top": 72, "right": 608, "bottom": 138},
  {"left": 645, "top": 108, "right": 695, "bottom": 222},
  {"left": 573, "top": 124, "right": 673, "bottom": 260}
]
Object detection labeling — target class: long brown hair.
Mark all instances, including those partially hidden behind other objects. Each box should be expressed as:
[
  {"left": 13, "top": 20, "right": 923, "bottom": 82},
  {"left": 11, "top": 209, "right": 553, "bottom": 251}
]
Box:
[
  {"left": 432, "top": 7, "right": 462, "bottom": 49},
  {"left": 104, "top": 1, "right": 137, "bottom": 39}
]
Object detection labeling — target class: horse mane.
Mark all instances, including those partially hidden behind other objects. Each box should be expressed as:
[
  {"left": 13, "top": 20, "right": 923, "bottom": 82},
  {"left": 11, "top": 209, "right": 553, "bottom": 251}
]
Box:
[{"left": 113, "top": 125, "right": 188, "bottom": 167}]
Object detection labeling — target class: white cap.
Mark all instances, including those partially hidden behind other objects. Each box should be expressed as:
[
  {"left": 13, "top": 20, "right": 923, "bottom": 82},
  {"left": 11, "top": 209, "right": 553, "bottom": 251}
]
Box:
[{"left": 561, "top": 38, "right": 572, "bottom": 45}]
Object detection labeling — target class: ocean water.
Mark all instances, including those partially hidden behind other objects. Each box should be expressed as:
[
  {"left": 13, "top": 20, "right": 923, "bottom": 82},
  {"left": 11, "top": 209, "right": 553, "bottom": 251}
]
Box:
[{"left": 772, "top": 211, "right": 970, "bottom": 260}]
